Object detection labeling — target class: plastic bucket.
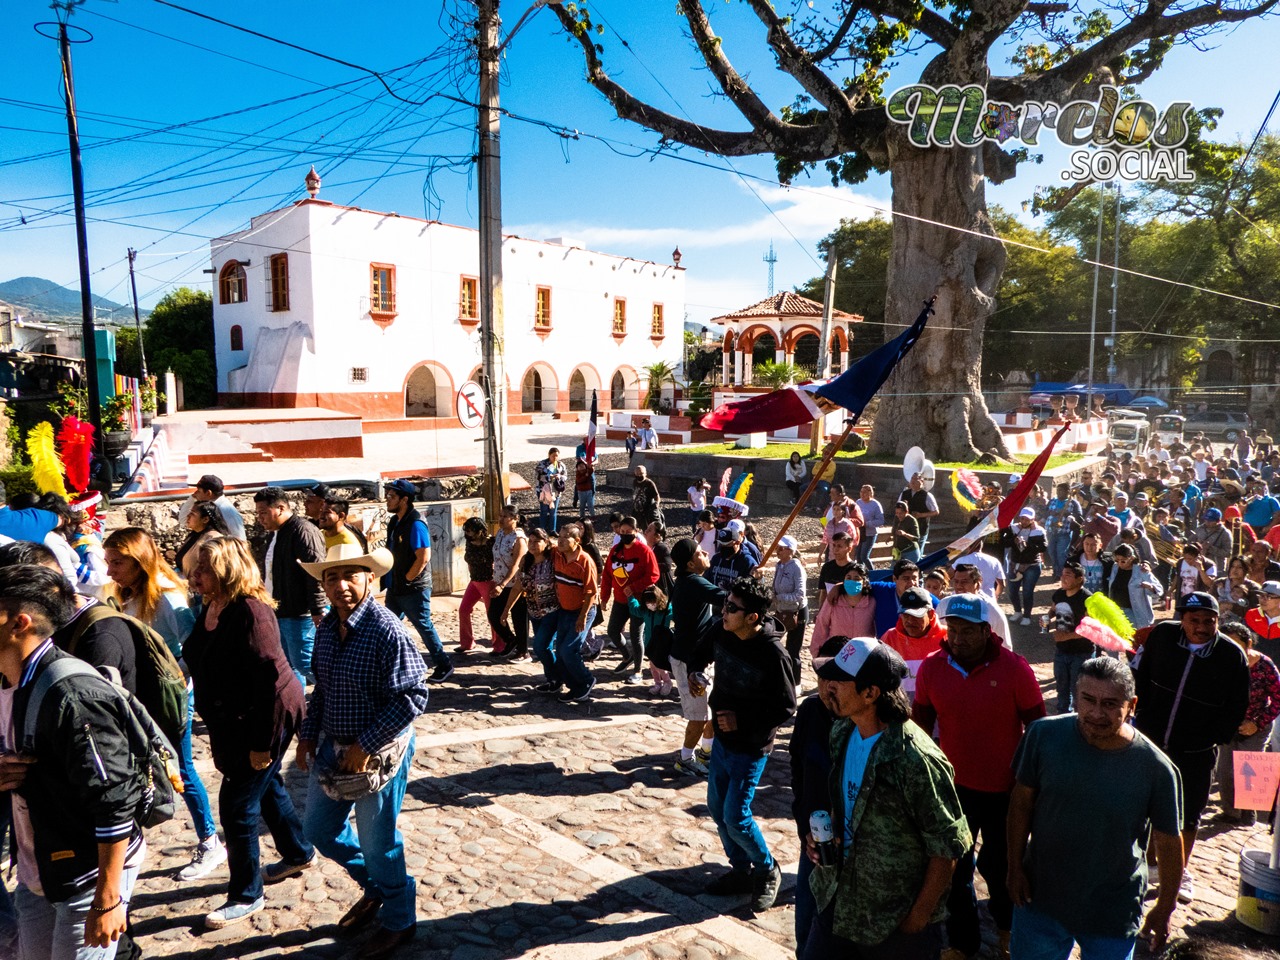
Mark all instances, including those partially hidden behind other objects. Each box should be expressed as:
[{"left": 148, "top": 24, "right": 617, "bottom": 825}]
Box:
[{"left": 1238, "top": 849, "right": 1280, "bottom": 935}]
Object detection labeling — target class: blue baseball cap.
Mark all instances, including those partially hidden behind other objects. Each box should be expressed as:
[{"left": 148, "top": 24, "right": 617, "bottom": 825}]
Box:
[
  {"left": 939, "top": 592, "right": 988, "bottom": 624},
  {"left": 386, "top": 479, "right": 417, "bottom": 497},
  {"left": 1203, "top": 507, "right": 1223, "bottom": 522}
]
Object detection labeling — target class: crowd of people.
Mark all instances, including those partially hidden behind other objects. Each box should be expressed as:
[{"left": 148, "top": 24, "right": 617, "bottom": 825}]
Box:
[{"left": 0, "top": 430, "right": 1276, "bottom": 960}]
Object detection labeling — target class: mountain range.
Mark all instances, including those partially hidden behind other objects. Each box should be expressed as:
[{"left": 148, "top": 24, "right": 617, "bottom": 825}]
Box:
[{"left": 0, "top": 277, "right": 136, "bottom": 323}]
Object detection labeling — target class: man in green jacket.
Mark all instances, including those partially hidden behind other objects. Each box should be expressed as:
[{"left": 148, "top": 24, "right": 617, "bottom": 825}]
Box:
[{"left": 802, "top": 638, "right": 971, "bottom": 960}]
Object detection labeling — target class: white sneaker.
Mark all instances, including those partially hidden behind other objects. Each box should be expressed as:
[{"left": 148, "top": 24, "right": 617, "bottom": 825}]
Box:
[
  {"left": 1177, "top": 872, "right": 1195, "bottom": 904},
  {"left": 1020, "top": 617, "right": 1032, "bottom": 626},
  {"left": 626, "top": 673, "right": 646, "bottom": 685},
  {"left": 179, "top": 837, "right": 228, "bottom": 881}
]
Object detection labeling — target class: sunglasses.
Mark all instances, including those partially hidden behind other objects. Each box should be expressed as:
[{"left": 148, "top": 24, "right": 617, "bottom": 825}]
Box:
[{"left": 722, "top": 600, "right": 745, "bottom": 614}]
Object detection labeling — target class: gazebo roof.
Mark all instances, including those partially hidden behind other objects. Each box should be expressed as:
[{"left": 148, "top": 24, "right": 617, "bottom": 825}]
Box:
[{"left": 711, "top": 291, "right": 863, "bottom": 325}]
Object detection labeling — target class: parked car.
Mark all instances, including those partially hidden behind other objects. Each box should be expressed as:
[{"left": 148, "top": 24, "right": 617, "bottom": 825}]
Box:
[{"left": 1180, "top": 409, "right": 1251, "bottom": 443}]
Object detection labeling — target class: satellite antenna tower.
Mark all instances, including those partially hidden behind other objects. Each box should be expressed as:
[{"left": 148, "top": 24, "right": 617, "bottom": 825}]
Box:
[{"left": 764, "top": 241, "right": 778, "bottom": 295}]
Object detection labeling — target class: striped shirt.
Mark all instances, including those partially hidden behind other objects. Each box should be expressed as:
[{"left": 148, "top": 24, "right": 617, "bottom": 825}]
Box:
[
  {"left": 554, "top": 549, "right": 597, "bottom": 612},
  {"left": 301, "top": 596, "right": 429, "bottom": 753}
]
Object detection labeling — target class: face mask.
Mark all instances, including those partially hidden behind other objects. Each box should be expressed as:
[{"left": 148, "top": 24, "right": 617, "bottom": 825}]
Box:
[
  {"left": 618, "top": 533, "right": 636, "bottom": 545},
  {"left": 843, "top": 580, "right": 864, "bottom": 597}
]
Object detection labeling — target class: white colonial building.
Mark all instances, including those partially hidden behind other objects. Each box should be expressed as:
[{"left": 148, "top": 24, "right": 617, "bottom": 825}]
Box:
[{"left": 210, "top": 177, "right": 685, "bottom": 429}]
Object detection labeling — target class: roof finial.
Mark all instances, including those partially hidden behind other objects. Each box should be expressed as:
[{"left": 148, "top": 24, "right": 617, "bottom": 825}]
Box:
[
  {"left": 672, "top": 246, "right": 682, "bottom": 267},
  {"left": 305, "top": 165, "right": 321, "bottom": 199}
]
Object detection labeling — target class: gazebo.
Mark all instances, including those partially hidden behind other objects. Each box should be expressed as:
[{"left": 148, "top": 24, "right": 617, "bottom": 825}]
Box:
[{"left": 713, "top": 292, "right": 863, "bottom": 386}]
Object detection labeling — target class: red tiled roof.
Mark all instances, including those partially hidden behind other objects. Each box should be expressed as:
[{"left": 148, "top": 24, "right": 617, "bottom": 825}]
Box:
[{"left": 711, "top": 291, "right": 862, "bottom": 324}]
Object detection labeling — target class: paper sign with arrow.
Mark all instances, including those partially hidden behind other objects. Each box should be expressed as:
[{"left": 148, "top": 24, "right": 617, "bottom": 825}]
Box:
[{"left": 1234, "top": 752, "right": 1280, "bottom": 811}]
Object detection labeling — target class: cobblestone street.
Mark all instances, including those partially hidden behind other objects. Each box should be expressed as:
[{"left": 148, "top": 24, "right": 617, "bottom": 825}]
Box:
[{"left": 119, "top": 594, "right": 1280, "bottom": 960}]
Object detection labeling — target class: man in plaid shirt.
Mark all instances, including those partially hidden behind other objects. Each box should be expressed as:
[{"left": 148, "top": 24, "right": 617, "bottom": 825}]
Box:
[{"left": 296, "top": 544, "right": 429, "bottom": 960}]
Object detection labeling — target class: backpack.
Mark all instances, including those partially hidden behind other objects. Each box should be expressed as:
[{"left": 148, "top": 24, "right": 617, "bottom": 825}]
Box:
[
  {"left": 68, "top": 603, "right": 188, "bottom": 746},
  {"left": 21, "top": 657, "right": 183, "bottom": 829}
]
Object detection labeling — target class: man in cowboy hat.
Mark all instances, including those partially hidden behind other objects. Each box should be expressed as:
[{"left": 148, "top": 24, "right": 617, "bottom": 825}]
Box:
[{"left": 297, "top": 542, "right": 429, "bottom": 960}]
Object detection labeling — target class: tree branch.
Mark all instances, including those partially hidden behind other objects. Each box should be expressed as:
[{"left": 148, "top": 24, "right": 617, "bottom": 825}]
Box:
[
  {"left": 674, "top": 0, "right": 784, "bottom": 134},
  {"left": 1012, "top": 0, "right": 1279, "bottom": 105},
  {"left": 740, "top": 0, "right": 861, "bottom": 114},
  {"left": 549, "top": 5, "right": 842, "bottom": 158},
  {"left": 861, "top": 0, "right": 961, "bottom": 49}
]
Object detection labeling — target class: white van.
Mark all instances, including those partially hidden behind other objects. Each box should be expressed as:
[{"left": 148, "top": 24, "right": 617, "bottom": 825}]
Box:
[{"left": 1109, "top": 419, "right": 1151, "bottom": 456}]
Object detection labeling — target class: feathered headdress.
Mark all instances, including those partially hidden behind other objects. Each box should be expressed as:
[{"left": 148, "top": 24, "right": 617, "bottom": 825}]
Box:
[
  {"left": 952, "top": 468, "right": 982, "bottom": 514},
  {"left": 1085, "top": 593, "right": 1136, "bottom": 642},
  {"left": 719, "top": 468, "right": 732, "bottom": 498},
  {"left": 728, "top": 472, "right": 753, "bottom": 504},
  {"left": 57, "top": 416, "right": 96, "bottom": 494},
  {"left": 712, "top": 471, "right": 753, "bottom": 517},
  {"left": 26, "top": 422, "right": 68, "bottom": 498}
]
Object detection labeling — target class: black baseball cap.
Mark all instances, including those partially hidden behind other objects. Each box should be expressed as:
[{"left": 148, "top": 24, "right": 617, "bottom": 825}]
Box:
[{"left": 1177, "top": 591, "right": 1219, "bottom": 614}]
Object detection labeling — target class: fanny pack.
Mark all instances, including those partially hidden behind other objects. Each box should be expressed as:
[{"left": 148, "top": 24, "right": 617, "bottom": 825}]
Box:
[{"left": 316, "top": 728, "right": 413, "bottom": 802}]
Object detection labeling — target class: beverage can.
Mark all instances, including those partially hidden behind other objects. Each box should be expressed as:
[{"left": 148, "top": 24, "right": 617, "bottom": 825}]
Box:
[{"left": 809, "top": 810, "right": 834, "bottom": 843}]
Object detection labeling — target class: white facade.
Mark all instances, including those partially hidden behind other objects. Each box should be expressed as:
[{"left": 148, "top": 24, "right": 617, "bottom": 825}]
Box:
[{"left": 210, "top": 199, "right": 685, "bottom": 422}]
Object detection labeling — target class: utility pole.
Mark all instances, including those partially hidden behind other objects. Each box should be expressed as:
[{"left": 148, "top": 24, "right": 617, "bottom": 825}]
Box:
[
  {"left": 56, "top": 9, "right": 103, "bottom": 450},
  {"left": 1085, "top": 184, "right": 1105, "bottom": 420},
  {"left": 810, "top": 245, "right": 837, "bottom": 456},
  {"left": 128, "top": 248, "right": 148, "bottom": 380},
  {"left": 1107, "top": 183, "right": 1121, "bottom": 382},
  {"left": 477, "top": 0, "right": 508, "bottom": 524}
]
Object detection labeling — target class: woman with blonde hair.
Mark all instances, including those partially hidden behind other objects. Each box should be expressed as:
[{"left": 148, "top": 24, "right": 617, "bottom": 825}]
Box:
[
  {"left": 185, "top": 538, "right": 311, "bottom": 927},
  {"left": 103, "top": 527, "right": 223, "bottom": 882}
]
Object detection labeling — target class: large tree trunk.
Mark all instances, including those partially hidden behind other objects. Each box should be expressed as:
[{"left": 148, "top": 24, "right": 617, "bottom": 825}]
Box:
[{"left": 868, "top": 130, "right": 1010, "bottom": 462}]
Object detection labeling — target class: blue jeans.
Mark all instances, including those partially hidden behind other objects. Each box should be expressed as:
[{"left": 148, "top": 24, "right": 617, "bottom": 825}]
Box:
[
  {"left": 15, "top": 861, "right": 142, "bottom": 960},
  {"left": 539, "top": 500, "right": 559, "bottom": 533},
  {"left": 552, "top": 606, "right": 596, "bottom": 694},
  {"left": 220, "top": 750, "right": 313, "bottom": 903},
  {"left": 1047, "top": 530, "right": 1073, "bottom": 577},
  {"left": 898, "top": 546, "right": 922, "bottom": 563},
  {"left": 277, "top": 615, "right": 316, "bottom": 688},
  {"left": 179, "top": 683, "right": 216, "bottom": 841},
  {"left": 577, "top": 490, "right": 595, "bottom": 519},
  {"left": 856, "top": 528, "right": 877, "bottom": 568},
  {"left": 530, "top": 615, "right": 560, "bottom": 685},
  {"left": 385, "top": 590, "right": 450, "bottom": 669},
  {"left": 1054, "top": 649, "right": 1091, "bottom": 714},
  {"left": 1011, "top": 905, "right": 1135, "bottom": 960},
  {"left": 304, "top": 734, "right": 417, "bottom": 933},
  {"left": 705, "top": 739, "right": 773, "bottom": 872},
  {"left": 795, "top": 851, "right": 815, "bottom": 955},
  {"left": 1012, "top": 562, "right": 1043, "bottom": 617}
]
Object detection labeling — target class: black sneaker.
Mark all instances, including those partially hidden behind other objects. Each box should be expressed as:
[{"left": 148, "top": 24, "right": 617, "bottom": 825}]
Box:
[
  {"left": 533, "top": 681, "right": 562, "bottom": 693},
  {"left": 428, "top": 663, "right": 455, "bottom": 684},
  {"left": 558, "top": 679, "right": 596, "bottom": 703},
  {"left": 610, "top": 659, "right": 633, "bottom": 675},
  {"left": 705, "top": 868, "right": 753, "bottom": 896},
  {"left": 750, "top": 862, "right": 782, "bottom": 912}
]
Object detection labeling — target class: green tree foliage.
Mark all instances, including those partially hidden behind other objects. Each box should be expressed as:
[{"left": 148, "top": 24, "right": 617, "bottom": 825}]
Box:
[{"left": 113, "top": 288, "right": 216, "bottom": 408}]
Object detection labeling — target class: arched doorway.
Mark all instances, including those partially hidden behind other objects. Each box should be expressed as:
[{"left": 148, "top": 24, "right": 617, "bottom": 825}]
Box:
[
  {"left": 404, "top": 362, "right": 451, "bottom": 418},
  {"left": 521, "top": 363, "right": 558, "bottom": 412},
  {"left": 568, "top": 370, "right": 587, "bottom": 410},
  {"left": 792, "top": 333, "right": 820, "bottom": 379},
  {"left": 611, "top": 371, "right": 627, "bottom": 409},
  {"left": 610, "top": 366, "right": 640, "bottom": 409},
  {"left": 753, "top": 332, "right": 778, "bottom": 374},
  {"left": 1204, "top": 350, "right": 1234, "bottom": 385}
]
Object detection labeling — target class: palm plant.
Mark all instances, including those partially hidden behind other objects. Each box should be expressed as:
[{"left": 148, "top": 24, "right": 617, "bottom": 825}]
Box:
[
  {"left": 755, "top": 360, "right": 797, "bottom": 389},
  {"left": 638, "top": 361, "right": 681, "bottom": 412}
]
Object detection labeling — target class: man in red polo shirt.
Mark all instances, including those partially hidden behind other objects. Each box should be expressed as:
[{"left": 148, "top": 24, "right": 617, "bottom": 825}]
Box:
[{"left": 913, "top": 592, "right": 1046, "bottom": 960}]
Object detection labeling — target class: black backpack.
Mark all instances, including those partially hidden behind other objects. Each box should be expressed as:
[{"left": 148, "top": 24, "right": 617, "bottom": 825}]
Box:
[{"left": 22, "top": 657, "right": 183, "bottom": 828}]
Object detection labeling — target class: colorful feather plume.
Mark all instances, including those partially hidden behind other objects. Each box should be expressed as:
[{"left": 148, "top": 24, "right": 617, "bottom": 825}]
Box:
[
  {"left": 1074, "top": 616, "right": 1134, "bottom": 654},
  {"left": 57, "top": 416, "right": 96, "bottom": 494},
  {"left": 729, "top": 472, "right": 754, "bottom": 504},
  {"left": 719, "top": 468, "right": 732, "bottom": 498},
  {"left": 1085, "top": 592, "right": 1136, "bottom": 641},
  {"left": 951, "top": 468, "right": 983, "bottom": 514},
  {"left": 26, "top": 422, "right": 68, "bottom": 498}
]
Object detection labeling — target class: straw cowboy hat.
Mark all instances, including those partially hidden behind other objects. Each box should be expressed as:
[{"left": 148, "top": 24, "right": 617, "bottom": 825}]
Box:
[{"left": 299, "top": 541, "right": 394, "bottom": 579}]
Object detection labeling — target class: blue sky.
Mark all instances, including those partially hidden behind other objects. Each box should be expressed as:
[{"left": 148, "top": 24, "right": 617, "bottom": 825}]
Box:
[{"left": 2, "top": 1, "right": 1277, "bottom": 327}]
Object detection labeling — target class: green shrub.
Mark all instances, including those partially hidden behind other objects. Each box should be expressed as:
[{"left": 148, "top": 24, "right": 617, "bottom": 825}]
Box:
[{"left": 0, "top": 464, "right": 37, "bottom": 499}]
